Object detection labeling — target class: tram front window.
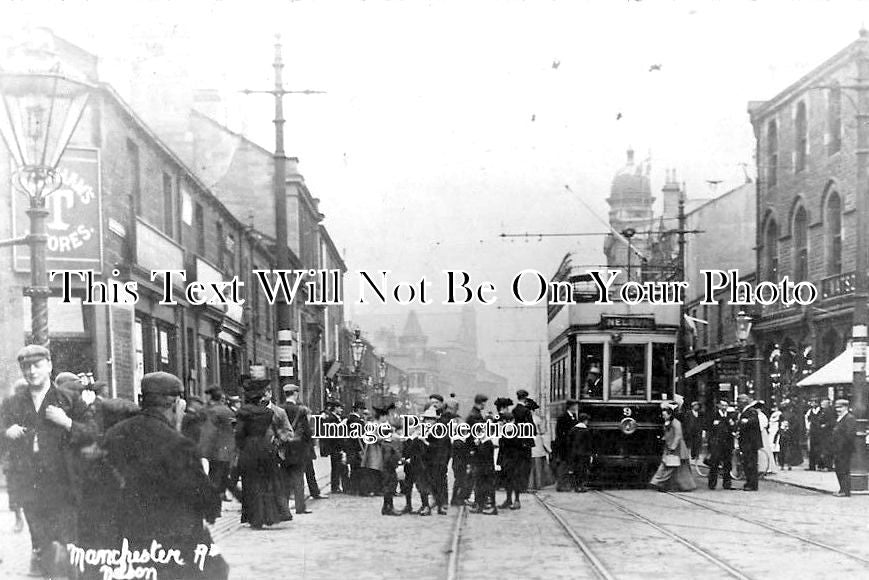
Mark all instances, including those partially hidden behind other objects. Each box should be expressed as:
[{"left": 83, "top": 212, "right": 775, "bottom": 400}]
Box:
[
  {"left": 652, "top": 342, "right": 675, "bottom": 400},
  {"left": 609, "top": 344, "right": 646, "bottom": 399}
]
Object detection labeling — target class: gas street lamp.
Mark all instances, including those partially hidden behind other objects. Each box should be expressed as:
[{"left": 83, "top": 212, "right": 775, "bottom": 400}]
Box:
[
  {"left": 0, "top": 50, "right": 93, "bottom": 348},
  {"left": 735, "top": 310, "right": 753, "bottom": 399},
  {"left": 351, "top": 329, "right": 366, "bottom": 370},
  {"left": 378, "top": 356, "right": 387, "bottom": 395}
]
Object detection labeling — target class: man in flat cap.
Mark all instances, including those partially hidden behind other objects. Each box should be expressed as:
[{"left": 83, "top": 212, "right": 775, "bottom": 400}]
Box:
[
  {"left": 280, "top": 384, "right": 313, "bottom": 514},
  {"left": 102, "top": 372, "right": 227, "bottom": 579},
  {"left": 832, "top": 399, "right": 857, "bottom": 497},
  {"left": 466, "top": 394, "right": 498, "bottom": 514},
  {"left": 1, "top": 345, "right": 97, "bottom": 577},
  {"left": 202, "top": 386, "right": 237, "bottom": 502}
]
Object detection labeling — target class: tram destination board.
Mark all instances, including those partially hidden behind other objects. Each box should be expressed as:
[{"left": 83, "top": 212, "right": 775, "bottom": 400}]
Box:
[{"left": 600, "top": 315, "right": 656, "bottom": 330}]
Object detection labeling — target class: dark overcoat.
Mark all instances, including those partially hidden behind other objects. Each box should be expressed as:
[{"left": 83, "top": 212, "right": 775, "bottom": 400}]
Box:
[{"left": 0, "top": 384, "right": 96, "bottom": 506}]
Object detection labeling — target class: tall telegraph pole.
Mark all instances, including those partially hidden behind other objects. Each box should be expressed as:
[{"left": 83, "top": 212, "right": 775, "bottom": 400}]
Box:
[{"left": 243, "top": 35, "right": 324, "bottom": 397}]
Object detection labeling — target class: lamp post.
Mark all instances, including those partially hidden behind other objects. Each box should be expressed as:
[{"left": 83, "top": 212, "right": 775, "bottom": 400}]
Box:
[
  {"left": 0, "top": 55, "right": 93, "bottom": 348},
  {"left": 378, "top": 356, "right": 387, "bottom": 396},
  {"left": 735, "top": 310, "right": 753, "bottom": 401},
  {"left": 350, "top": 329, "right": 366, "bottom": 405},
  {"left": 621, "top": 227, "right": 636, "bottom": 283}
]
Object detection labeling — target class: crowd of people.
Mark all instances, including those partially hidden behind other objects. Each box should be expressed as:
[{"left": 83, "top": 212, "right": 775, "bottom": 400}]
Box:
[
  {"left": 0, "top": 343, "right": 561, "bottom": 578},
  {"left": 319, "top": 390, "right": 547, "bottom": 516},
  {"left": 549, "top": 392, "right": 859, "bottom": 498}
]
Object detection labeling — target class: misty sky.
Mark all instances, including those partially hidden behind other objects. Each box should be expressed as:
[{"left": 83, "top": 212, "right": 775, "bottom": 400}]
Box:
[{"left": 2, "top": 0, "right": 866, "bottom": 390}]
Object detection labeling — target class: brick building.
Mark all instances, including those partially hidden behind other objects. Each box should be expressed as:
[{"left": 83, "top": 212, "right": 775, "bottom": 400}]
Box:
[
  {"left": 0, "top": 29, "right": 276, "bottom": 400},
  {"left": 748, "top": 30, "right": 869, "bottom": 402},
  {"left": 680, "top": 182, "right": 757, "bottom": 407}
]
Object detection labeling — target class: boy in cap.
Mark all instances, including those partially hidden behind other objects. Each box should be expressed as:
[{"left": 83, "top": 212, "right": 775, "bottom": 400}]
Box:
[
  {"left": 466, "top": 394, "right": 498, "bottom": 515},
  {"left": 1, "top": 345, "right": 97, "bottom": 577}
]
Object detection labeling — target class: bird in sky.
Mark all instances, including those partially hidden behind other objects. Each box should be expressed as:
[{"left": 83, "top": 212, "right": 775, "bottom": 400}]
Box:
[
  {"left": 616, "top": 112, "right": 623, "bottom": 120},
  {"left": 552, "top": 59, "right": 561, "bottom": 69},
  {"left": 649, "top": 64, "right": 662, "bottom": 71},
  {"left": 531, "top": 114, "right": 536, "bottom": 122}
]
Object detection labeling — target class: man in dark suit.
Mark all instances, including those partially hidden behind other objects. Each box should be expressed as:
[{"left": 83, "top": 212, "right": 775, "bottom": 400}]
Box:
[
  {"left": 511, "top": 389, "right": 537, "bottom": 502},
  {"left": 568, "top": 413, "right": 593, "bottom": 492},
  {"left": 343, "top": 401, "right": 366, "bottom": 495},
  {"left": 819, "top": 398, "right": 837, "bottom": 470},
  {"left": 103, "top": 372, "right": 226, "bottom": 579},
  {"left": 281, "top": 384, "right": 313, "bottom": 514},
  {"left": 319, "top": 401, "right": 347, "bottom": 494},
  {"left": 467, "top": 394, "right": 497, "bottom": 514},
  {"left": 831, "top": 399, "right": 858, "bottom": 497},
  {"left": 1, "top": 345, "right": 97, "bottom": 577},
  {"left": 707, "top": 399, "right": 736, "bottom": 490},
  {"left": 554, "top": 400, "right": 580, "bottom": 491},
  {"left": 736, "top": 394, "right": 762, "bottom": 491},
  {"left": 202, "top": 386, "right": 237, "bottom": 502},
  {"left": 683, "top": 401, "right": 704, "bottom": 461}
]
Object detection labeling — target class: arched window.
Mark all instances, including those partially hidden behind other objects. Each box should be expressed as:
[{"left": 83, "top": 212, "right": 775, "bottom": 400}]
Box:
[
  {"left": 828, "top": 82, "right": 842, "bottom": 155},
  {"left": 825, "top": 191, "right": 842, "bottom": 275},
  {"left": 767, "top": 120, "right": 778, "bottom": 187},
  {"left": 795, "top": 102, "right": 807, "bottom": 172},
  {"left": 764, "top": 218, "right": 779, "bottom": 282},
  {"left": 793, "top": 206, "right": 808, "bottom": 281}
]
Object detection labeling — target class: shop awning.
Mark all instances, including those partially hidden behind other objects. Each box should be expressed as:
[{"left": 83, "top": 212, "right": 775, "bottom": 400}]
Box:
[
  {"left": 684, "top": 359, "right": 717, "bottom": 379},
  {"left": 797, "top": 345, "right": 852, "bottom": 387}
]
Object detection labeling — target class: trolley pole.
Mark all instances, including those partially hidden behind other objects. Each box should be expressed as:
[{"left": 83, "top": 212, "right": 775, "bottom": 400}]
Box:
[
  {"left": 675, "top": 192, "right": 687, "bottom": 397},
  {"left": 243, "top": 35, "right": 325, "bottom": 399},
  {"left": 849, "top": 33, "right": 869, "bottom": 491}
]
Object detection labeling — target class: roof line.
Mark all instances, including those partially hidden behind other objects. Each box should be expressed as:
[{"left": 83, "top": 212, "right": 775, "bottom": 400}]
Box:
[
  {"left": 685, "top": 183, "right": 753, "bottom": 217},
  {"left": 750, "top": 36, "right": 864, "bottom": 120}
]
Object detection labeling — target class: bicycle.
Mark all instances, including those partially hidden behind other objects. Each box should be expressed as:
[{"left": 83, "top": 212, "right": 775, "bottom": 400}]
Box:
[{"left": 729, "top": 448, "right": 772, "bottom": 481}]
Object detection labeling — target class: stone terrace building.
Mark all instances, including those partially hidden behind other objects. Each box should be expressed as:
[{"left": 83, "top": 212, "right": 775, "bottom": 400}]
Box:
[
  {"left": 0, "top": 30, "right": 276, "bottom": 400},
  {"left": 748, "top": 30, "right": 869, "bottom": 402}
]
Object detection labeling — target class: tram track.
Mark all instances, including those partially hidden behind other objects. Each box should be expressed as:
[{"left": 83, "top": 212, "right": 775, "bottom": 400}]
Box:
[
  {"left": 662, "top": 490, "right": 869, "bottom": 566},
  {"left": 534, "top": 492, "right": 617, "bottom": 580},
  {"left": 593, "top": 491, "right": 753, "bottom": 580},
  {"left": 534, "top": 490, "right": 752, "bottom": 580},
  {"left": 444, "top": 505, "right": 468, "bottom": 580}
]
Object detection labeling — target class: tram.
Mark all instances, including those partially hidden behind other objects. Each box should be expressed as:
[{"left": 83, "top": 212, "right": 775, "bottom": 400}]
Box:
[{"left": 547, "top": 267, "right": 680, "bottom": 484}]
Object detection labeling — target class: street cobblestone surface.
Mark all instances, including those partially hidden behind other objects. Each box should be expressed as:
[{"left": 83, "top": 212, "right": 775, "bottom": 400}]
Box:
[{"left": 3, "top": 470, "right": 869, "bottom": 579}]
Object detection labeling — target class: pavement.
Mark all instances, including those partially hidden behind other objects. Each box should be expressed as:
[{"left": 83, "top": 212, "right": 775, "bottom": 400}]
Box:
[
  {"left": 0, "top": 455, "right": 333, "bottom": 579},
  {"left": 762, "top": 460, "right": 869, "bottom": 495}
]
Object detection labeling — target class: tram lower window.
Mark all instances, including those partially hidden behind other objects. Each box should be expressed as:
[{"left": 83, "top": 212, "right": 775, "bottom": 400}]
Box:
[
  {"left": 609, "top": 344, "right": 646, "bottom": 399},
  {"left": 652, "top": 343, "right": 675, "bottom": 400}
]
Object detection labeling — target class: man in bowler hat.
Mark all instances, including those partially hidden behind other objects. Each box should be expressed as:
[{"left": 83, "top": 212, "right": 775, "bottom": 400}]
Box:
[
  {"left": 1, "top": 345, "right": 97, "bottom": 577},
  {"left": 832, "top": 399, "right": 858, "bottom": 497},
  {"left": 103, "top": 372, "right": 227, "bottom": 579}
]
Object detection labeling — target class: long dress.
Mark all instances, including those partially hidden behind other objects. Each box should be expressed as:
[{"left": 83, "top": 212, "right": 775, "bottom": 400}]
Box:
[
  {"left": 649, "top": 418, "right": 697, "bottom": 491},
  {"left": 235, "top": 404, "right": 282, "bottom": 528}
]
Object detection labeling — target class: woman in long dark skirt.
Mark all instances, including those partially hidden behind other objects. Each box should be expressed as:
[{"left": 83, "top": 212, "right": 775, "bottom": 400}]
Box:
[{"left": 235, "top": 385, "right": 282, "bottom": 529}]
